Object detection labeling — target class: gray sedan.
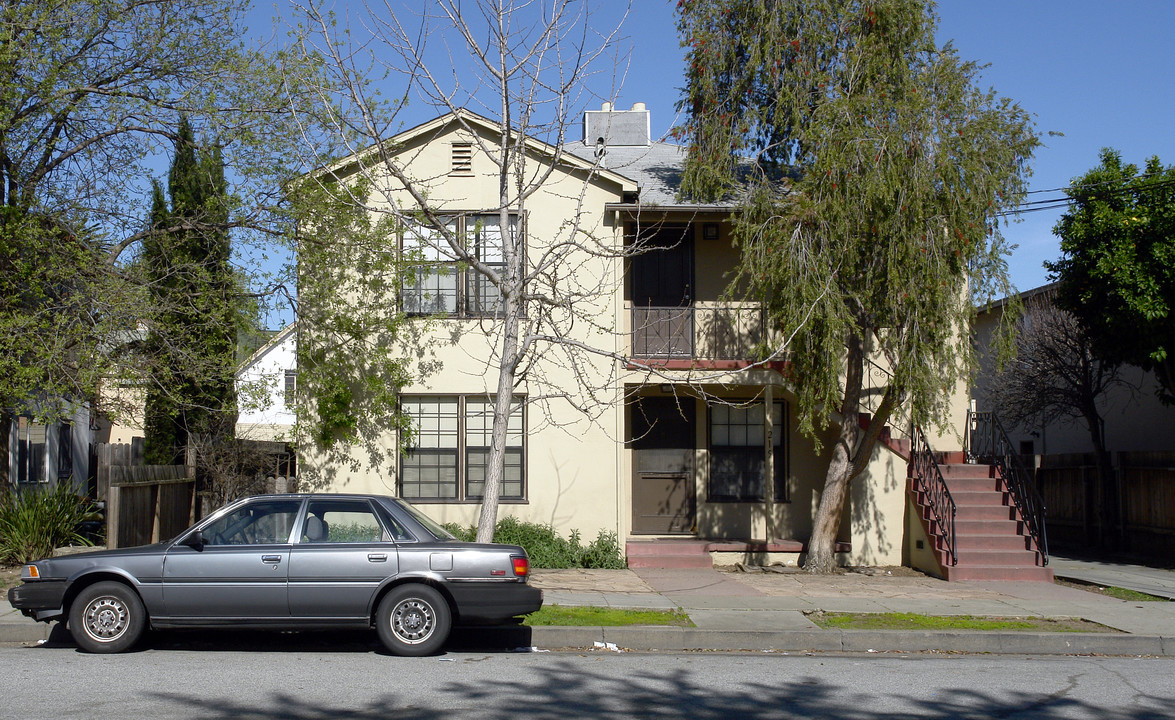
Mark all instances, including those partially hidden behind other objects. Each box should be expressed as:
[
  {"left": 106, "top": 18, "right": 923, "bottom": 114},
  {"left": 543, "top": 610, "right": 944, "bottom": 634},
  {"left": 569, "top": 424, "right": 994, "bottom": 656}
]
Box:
[{"left": 8, "top": 494, "right": 542, "bottom": 656}]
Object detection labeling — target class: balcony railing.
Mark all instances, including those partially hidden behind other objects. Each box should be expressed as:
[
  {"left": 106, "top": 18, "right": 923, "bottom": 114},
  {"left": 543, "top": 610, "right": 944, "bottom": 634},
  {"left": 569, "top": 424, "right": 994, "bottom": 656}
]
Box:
[{"left": 631, "top": 305, "right": 769, "bottom": 361}]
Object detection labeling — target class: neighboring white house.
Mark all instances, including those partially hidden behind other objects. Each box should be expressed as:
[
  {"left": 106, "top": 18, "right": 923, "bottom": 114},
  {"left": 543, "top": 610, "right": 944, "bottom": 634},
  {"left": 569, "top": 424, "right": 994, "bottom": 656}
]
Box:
[{"left": 236, "top": 323, "right": 297, "bottom": 442}]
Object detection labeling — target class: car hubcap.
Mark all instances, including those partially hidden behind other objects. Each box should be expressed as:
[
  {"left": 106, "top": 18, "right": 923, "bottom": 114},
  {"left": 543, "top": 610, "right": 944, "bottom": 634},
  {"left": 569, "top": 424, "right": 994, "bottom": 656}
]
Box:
[
  {"left": 83, "top": 597, "right": 129, "bottom": 643},
  {"left": 390, "top": 599, "right": 434, "bottom": 644}
]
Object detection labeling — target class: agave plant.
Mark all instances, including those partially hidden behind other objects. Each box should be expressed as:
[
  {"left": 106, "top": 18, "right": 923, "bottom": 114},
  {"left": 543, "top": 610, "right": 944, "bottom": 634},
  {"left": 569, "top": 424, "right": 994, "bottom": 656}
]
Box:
[{"left": 0, "top": 484, "right": 99, "bottom": 565}]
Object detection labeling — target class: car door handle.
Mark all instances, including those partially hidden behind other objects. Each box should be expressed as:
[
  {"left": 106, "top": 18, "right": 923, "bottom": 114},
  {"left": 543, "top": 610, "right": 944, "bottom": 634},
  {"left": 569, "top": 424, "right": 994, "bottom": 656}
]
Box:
[
  {"left": 367, "top": 553, "right": 388, "bottom": 562},
  {"left": 261, "top": 555, "right": 282, "bottom": 564}
]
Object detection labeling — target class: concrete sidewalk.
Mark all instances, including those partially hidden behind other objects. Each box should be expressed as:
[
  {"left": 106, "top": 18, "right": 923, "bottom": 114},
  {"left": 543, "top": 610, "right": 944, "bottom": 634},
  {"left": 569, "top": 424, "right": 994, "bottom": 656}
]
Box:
[
  {"left": 527, "top": 564, "right": 1174, "bottom": 656},
  {"left": 3, "top": 563, "right": 1173, "bottom": 655}
]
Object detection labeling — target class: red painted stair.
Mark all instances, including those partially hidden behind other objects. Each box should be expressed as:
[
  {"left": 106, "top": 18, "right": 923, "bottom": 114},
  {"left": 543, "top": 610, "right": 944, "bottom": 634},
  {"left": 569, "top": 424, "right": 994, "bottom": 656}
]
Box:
[
  {"left": 625, "top": 539, "right": 713, "bottom": 569},
  {"left": 910, "top": 460, "right": 1053, "bottom": 582}
]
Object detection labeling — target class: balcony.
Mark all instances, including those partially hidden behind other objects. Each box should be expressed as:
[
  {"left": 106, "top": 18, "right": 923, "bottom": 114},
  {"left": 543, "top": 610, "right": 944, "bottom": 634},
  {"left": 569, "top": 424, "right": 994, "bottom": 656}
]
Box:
[{"left": 630, "top": 304, "right": 775, "bottom": 365}]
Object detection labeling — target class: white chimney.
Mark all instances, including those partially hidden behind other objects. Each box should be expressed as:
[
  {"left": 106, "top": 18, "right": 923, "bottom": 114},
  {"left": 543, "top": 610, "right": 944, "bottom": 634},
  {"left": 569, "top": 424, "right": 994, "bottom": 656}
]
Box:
[{"left": 583, "top": 101, "right": 651, "bottom": 147}]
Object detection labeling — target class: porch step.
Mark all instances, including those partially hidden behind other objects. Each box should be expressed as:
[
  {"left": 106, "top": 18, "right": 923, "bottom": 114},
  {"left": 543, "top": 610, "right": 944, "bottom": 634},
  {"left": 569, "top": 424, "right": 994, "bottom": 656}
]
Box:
[
  {"left": 953, "top": 504, "right": 1018, "bottom": 521},
  {"left": 954, "top": 534, "right": 1034, "bottom": 551},
  {"left": 938, "top": 463, "right": 995, "bottom": 480},
  {"left": 941, "top": 475, "right": 1003, "bottom": 493},
  {"left": 944, "top": 565, "right": 1055, "bottom": 582},
  {"left": 950, "top": 489, "right": 1012, "bottom": 507},
  {"left": 625, "top": 540, "right": 713, "bottom": 569}
]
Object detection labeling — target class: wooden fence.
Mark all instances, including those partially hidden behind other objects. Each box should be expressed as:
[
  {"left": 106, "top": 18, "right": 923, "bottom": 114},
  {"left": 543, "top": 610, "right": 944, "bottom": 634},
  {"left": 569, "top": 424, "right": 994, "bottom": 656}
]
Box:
[
  {"left": 1037, "top": 451, "right": 1175, "bottom": 556},
  {"left": 96, "top": 442, "right": 194, "bottom": 549}
]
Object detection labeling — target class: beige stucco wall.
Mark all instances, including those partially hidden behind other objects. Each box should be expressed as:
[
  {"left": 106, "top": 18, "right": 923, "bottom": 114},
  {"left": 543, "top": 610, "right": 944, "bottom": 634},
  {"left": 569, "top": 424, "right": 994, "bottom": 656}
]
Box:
[
  {"left": 300, "top": 116, "right": 629, "bottom": 541},
  {"left": 301, "top": 115, "right": 968, "bottom": 563}
]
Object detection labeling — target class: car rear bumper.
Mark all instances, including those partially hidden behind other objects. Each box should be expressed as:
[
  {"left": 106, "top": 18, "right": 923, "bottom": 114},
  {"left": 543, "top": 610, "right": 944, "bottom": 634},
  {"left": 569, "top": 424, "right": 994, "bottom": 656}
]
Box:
[
  {"left": 448, "top": 582, "right": 543, "bottom": 623},
  {"left": 8, "top": 581, "right": 67, "bottom": 622}
]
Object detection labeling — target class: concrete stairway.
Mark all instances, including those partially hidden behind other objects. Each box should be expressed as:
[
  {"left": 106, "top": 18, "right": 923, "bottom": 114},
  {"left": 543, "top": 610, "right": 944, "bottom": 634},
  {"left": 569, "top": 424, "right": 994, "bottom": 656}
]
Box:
[
  {"left": 625, "top": 539, "right": 713, "bottom": 569},
  {"left": 912, "top": 455, "right": 1054, "bottom": 582}
]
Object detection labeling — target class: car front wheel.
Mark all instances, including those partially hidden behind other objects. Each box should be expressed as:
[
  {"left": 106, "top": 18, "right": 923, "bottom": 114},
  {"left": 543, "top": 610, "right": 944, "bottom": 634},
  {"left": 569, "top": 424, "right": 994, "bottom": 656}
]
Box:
[
  {"left": 375, "top": 584, "right": 451, "bottom": 656},
  {"left": 68, "top": 581, "right": 147, "bottom": 654}
]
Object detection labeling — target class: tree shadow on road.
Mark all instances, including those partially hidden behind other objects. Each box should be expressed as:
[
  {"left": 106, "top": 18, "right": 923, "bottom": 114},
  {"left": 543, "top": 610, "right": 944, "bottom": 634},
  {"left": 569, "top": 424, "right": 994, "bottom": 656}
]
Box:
[{"left": 142, "top": 657, "right": 1175, "bottom": 719}]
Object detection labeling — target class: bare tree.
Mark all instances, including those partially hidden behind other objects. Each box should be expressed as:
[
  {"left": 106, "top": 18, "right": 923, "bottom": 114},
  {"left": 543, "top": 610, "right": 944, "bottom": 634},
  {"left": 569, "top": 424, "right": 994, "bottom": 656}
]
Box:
[
  {"left": 985, "top": 292, "right": 1129, "bottom": 546},
  {"left": 287, "top": 0, "right": 643, "bottom": 541}
]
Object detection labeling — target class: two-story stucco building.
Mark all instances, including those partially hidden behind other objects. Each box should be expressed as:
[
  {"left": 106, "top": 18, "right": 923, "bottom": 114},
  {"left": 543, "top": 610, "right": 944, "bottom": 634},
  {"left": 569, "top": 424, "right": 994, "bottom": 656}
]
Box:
[{"left": 299, "top": 103, "right": 973, "bottom": 571}]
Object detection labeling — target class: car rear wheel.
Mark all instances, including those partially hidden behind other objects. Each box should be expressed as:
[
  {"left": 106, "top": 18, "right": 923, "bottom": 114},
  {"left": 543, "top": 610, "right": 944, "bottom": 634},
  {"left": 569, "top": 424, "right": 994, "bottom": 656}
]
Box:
[
  {"left": 375, "top": 584, "right": 451, "bottom": 656},
  {"left": 68, "top": 581, "right": 146, "bottom": 654}
]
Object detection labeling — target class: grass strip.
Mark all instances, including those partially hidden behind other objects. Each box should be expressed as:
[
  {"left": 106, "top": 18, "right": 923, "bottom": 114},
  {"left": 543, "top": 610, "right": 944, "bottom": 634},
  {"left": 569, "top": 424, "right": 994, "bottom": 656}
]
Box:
[
  {"left": 806, "top": 611, "right": 1115, "bottom": 633},
  {"left": 524, "top": 604, "right": 694, "bottom": 627},
  {"left": 1088, "top": 586, "right": 1167, "bottom": 602}
]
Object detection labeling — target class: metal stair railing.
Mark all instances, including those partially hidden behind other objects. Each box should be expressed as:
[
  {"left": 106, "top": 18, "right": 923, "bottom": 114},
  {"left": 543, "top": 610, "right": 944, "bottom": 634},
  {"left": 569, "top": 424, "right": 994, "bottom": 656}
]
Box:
[
  {"left": 964, "top": 410, "right": 1049, "bottom": 565},
  {"left": 910, "top": 425, "right": 957, "bottom": 566}
]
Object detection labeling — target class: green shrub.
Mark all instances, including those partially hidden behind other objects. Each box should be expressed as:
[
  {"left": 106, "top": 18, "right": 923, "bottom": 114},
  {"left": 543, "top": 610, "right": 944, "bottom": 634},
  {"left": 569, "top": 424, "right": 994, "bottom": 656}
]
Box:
[
  {"left": 580, "top": 530, "right": 627, "bottom": 570},
  {"left": 442, "top": 522, "right": 476, "bottom": 542},
  {"left": 0, "top": 484, "right": 98, "bottom": 565},
  {"left": 441, "top": 517, "right": 625, "bottom": 569}
]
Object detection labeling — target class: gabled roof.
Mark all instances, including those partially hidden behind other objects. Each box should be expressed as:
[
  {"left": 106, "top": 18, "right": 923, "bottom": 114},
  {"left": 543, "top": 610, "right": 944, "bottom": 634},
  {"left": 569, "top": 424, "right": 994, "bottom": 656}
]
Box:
[
  {"left": 977, "top": 281, "right": 1059, "bottom": 315},
  {"left": 237, "top": 322, "right": 296, "bottom": 377},
  {"left": 320, "top": 109, "right": 638, "bottom": 194}
]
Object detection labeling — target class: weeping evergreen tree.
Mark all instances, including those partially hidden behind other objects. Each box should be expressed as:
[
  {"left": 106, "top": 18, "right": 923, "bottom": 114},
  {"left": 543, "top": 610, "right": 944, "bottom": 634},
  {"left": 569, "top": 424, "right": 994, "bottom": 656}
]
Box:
[
  {"left": 676, "top": 0, "right": 1039, "bottom": 571},
  {"left": 142, "top": 117, "right": 240, "bottom": 465}
]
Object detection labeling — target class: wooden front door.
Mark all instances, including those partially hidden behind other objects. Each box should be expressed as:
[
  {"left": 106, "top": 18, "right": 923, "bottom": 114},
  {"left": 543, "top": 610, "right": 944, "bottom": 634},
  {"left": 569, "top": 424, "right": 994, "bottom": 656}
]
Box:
[{"left": 630, "top": 397, "right": 695, "bottom": 535}]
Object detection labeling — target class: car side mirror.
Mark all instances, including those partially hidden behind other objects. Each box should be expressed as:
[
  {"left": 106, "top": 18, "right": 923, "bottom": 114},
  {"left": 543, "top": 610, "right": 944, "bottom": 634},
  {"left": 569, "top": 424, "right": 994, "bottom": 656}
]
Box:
[{"left": 184, "top": 530, "right": 206, "bottom": 551}]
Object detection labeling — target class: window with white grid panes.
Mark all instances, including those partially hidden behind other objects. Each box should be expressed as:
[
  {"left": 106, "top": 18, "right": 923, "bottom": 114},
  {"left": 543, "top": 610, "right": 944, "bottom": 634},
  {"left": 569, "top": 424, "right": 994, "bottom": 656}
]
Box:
[
  {"left": 464, "top": 398, "right": 524, "bottom": 499},
  {"left": 399, "top": 397, "right": 460, "bottom": 499},
  {"left": 464, "top": 216, "right": 515, "bottom": 316},
  {"left": 400, "top": 214, "right": 518, "bottom": 317},
  {"left": 399, "top": 395, "right": 526, "bottom": 502},
  {"left": 708, "top": 401, "right": 787, "bottom": 502},
  {"left": 402, "top": 221, "right": 459, "bottom": 315}
]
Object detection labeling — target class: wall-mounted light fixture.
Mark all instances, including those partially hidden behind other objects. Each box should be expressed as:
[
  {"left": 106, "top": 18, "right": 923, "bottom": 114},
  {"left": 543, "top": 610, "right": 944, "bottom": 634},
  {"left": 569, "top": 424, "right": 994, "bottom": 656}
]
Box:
[
  {"left": 702, "top": 223, "right": 720, "bottom": 241},
  {"left": 659, "top": 384, "right": 673, "bottom": 394}
]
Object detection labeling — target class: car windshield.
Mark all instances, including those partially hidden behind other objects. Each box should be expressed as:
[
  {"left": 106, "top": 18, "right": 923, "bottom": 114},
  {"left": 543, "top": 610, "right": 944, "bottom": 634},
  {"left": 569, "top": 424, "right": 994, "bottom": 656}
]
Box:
[{"left": 396, "top": 499, "right": 458, "bottom": 541}]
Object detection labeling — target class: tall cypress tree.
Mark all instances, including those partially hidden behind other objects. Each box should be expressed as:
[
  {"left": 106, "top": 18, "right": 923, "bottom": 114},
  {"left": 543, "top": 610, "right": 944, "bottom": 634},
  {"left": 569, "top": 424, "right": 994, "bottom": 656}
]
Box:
[{"left": 142, "top": 117, "right": 238, "bottom": 465}]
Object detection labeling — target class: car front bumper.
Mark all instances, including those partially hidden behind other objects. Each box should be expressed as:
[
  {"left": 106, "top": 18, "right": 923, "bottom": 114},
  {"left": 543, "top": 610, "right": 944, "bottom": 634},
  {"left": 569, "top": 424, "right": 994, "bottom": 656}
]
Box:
[
  {"left": 8, "top": 581, "right": 68, "bottom": 622},
  {"left": 448, "top": 582, "right": 543, "bottom": 623}
]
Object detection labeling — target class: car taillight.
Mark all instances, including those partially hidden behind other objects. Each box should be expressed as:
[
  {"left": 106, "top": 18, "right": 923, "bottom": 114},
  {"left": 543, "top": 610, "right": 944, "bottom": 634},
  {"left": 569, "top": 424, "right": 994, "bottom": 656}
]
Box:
[{"left": 512, "top": 556, "right": 529, "bottom": 577}]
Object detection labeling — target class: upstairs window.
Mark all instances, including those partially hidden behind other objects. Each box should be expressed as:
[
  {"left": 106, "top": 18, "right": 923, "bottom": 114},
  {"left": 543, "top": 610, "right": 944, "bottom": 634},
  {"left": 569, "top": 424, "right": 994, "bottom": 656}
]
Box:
[
  {"left": 283, "top": 370, "right": 297, "bottom": 406},
  {"left": 401, "top": 214, "right": 519, "bottom": 317}
]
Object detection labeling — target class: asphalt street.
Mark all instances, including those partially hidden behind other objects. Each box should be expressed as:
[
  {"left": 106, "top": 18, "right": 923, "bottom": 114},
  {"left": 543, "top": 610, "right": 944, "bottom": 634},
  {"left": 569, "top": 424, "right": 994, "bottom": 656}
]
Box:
[{"left": 1, "top": 643, "right": 1172, "bottom": 719}]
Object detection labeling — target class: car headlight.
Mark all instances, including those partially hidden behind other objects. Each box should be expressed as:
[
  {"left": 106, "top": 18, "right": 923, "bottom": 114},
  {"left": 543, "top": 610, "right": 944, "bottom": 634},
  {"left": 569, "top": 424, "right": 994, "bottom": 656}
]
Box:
[{"left": 21, "top": 564, "right": 40, "bottom": 580}]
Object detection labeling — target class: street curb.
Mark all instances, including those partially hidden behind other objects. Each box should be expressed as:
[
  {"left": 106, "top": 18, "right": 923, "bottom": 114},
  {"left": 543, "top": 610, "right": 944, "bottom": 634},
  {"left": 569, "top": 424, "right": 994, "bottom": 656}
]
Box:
[
  {"left": 0, "top": 622, "right": 51, "bottom": 643},
  {"left": 525, "top": 626, "right": 1173, "bottom": 656},
  {"left": 3, "top": 621, "right": 1169, "bottom": 656}
]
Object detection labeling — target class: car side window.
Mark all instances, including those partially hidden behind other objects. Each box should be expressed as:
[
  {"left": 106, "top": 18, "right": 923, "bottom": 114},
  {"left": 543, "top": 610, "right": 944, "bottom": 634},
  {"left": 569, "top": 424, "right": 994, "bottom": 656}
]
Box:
[
  {"left": 202, "top": 500, "right": 301, "bottom": 546},
  {"left": 302, "top": 500, "right": 389, "bottom": 543}
]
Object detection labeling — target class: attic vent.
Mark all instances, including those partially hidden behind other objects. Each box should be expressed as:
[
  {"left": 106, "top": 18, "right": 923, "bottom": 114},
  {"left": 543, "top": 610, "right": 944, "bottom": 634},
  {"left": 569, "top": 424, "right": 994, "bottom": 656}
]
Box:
[{"left": 451, "top": 143, "right": 473, "bottom": 175}]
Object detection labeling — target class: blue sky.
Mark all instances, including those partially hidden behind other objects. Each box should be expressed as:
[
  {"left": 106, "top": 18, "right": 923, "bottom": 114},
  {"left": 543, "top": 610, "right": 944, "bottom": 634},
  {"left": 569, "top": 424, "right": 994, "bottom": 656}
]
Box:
[
  {"left": 250, "top": 1, "right": 1175, "bottom": 302},
  {"left": 615, "top": 1, "right": 1175, "bottom": 294}
]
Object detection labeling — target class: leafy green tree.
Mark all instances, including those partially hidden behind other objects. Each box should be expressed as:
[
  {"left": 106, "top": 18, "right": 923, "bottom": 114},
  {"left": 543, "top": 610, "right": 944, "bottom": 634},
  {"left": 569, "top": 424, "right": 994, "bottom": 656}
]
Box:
[
  {"left": 0, "top": 0, "right": 327, "bottom": 482},
  {"left": 291, "top": 178, "right": 413, "bottom": 485},
  {"left": 1048, "top": 149, "right": 1175, "bottom": 405},
  {"left": 141, "top": 117, "right": 240, "bottom": 465},
  {"left": 676, "top": 0, "right": 1038, "bottom": 571}
]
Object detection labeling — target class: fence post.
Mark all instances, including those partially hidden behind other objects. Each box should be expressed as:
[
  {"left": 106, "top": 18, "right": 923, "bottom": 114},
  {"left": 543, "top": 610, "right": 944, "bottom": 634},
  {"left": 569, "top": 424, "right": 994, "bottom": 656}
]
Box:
[{"left": 106, "top": 482, "right": 120, "bottom": 550}]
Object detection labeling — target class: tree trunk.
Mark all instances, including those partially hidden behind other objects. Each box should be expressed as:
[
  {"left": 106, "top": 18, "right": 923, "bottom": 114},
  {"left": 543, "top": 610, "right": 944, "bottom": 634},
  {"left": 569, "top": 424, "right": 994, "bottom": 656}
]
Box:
[
  {"left": 805, "top": 334, "right": 898, "bottom": 573},
  {"left": 475, "top": 158, "right": 522, "bottom": 545},
  {"left": 1083, "top": 410, "right": 1119, "bottom": 550}
]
